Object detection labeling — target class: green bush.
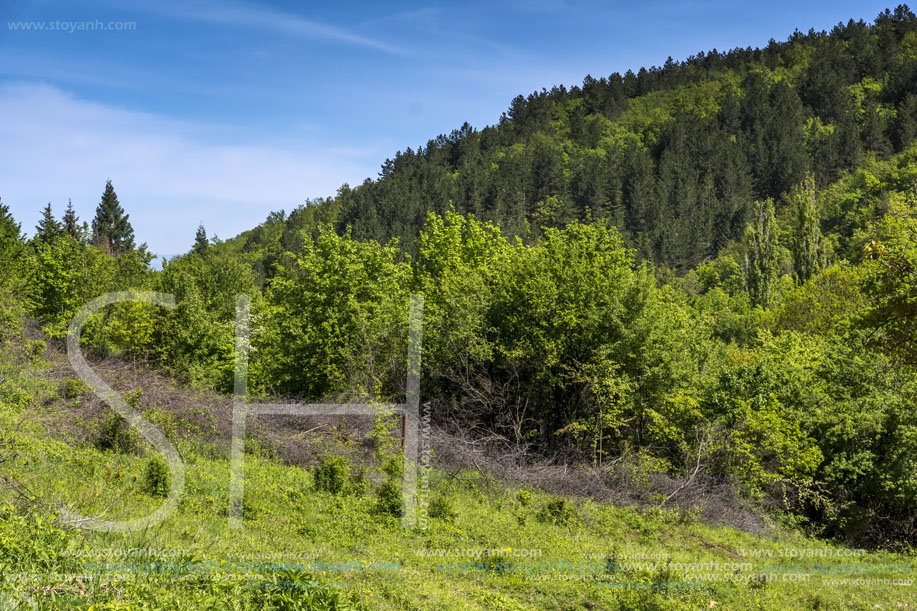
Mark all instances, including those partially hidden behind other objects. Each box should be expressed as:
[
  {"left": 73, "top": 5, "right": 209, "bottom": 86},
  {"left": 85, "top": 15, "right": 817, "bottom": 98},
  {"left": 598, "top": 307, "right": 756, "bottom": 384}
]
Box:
[
  {"left": 26, "top": 339, "right": 45, "bottom": 363},
  {"left": 381, "top": 454, "right": 403, "bottom": 478},
  {"left": 0, "top": 381, "right": 32, "bottom": 413},
  {"left": 60, "top": 377, "right": 90, "bottom": 401},
  {"left": 144, "top": 455, "right": 170, "bottom": 497},
  {"left": 95, "top": 390, "right": 146, "bottom": 454},
  {"left": 374, "top": 479, "right": 402, "bottom": 517},
  {"left": 96, "top": 412, "right": 140, "bottom": 453},
  {"left": 428, "top": 494, "right": 457, "bottom": 521},
  {"left": 366, "top": 410, "right": 398, "bottom": 455},
  {"left": 515, "top": 489, "right": 534, "bottom": 507},
  {"left": 350, "top": 466, "right": 368, "bottom": 496},
  {"left": 312, "top": 455, "right": 350, "bottom": 495},
  {"left": 537, "top": 497, "right": 579, "bottom": 526}
]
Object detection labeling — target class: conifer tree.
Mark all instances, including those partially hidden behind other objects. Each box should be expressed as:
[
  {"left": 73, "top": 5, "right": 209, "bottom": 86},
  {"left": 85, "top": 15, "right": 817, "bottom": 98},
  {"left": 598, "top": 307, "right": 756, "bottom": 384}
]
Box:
[
  {"left": 193, "top": 223, "right": 209, "bottom": 256},
  {"left": 0, "top": 199, "right": 18, "bottom": 237},
  {"left": 0, "top": 198, "right": 24, "bottom": 265},
  {"left": 62, "top": 199, "right": 79, "bottom": 238},
  {"left": 34, "top": 203, "right": 63, "bottom": 244},
  {"left": 91, "top": 180, "right": 135, "bottom": 254}
]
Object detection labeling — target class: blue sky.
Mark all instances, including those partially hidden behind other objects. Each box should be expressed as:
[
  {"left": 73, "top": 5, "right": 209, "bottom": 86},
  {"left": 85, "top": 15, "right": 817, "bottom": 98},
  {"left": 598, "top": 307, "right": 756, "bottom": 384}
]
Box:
[{"left": 0, "top": 0, "right": 897, "bottom": 254}]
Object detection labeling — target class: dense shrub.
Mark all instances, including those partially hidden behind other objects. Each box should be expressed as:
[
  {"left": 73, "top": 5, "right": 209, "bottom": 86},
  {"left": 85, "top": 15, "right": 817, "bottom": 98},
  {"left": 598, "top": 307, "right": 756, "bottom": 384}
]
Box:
[
  {"left": 312, "top": 456, "right": 350, "bottom": 495},
  {"left": 537, "top": 498, "right": 579, "bottom": 526},
  {"left": 428, "top": 494, "right": 457, "bottom": 521},
  {"left": 144, "top": 455, "right": 170, "bottom": 497},
  {"left": 374, "top": 479, "right": 402, "bottom": 517}
]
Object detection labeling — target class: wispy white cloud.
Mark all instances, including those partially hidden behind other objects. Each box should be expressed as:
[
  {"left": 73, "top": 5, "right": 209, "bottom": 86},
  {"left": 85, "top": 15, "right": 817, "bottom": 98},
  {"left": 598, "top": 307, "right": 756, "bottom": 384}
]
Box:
[
  {"left": 137, "top": 0, "right": 405, "bottom": 55},
  {"left": 0, "top": 81, "right": 377, "bottom": 253}
]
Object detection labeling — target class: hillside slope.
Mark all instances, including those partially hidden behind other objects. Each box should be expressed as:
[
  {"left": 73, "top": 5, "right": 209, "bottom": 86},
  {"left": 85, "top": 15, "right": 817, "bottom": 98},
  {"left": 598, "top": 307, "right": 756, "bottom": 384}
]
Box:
[{"left": 0, "top": 322, "right": 913, "bottom": 610}]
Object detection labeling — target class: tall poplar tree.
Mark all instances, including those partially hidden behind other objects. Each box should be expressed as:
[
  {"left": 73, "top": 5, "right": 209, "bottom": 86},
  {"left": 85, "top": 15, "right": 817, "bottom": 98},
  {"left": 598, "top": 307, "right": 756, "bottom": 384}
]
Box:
[
  {"left": 790, "top": 174, "right": 823, "bottom": 283},
  {"left": 743, "top": 198, "right": 779, "bottom": 307}
]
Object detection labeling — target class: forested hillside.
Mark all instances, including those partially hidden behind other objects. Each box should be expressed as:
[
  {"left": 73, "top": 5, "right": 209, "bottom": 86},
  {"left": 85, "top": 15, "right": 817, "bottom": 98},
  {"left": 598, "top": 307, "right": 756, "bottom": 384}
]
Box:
[
  {"left": 224, "top": 5, "right": 917, "bottom": 275},
  {"left": 3, "top": 5, "right": 917, "bottom": 609}
]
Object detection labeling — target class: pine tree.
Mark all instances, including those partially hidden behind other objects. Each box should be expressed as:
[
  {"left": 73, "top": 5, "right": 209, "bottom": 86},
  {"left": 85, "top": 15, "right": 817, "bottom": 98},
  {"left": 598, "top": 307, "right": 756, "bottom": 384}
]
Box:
[
  {"left": 0, "top": 199, "right": 18, "bottom": 237},
  {"left": 894, "top": 93, "right": 917, "bottom": 152},
  {"left": 62, "top": 199, "right": 79, "bottom": 237},
  {"left": 193, "top": 223, "right": 209, "bottom": 256},
  {"left": 91, "top": 180, "right": 135, "bottom": 255},
  {"left": 35, "top": 203, "right": 63, "bottom": 244},
  {"left": 0, "top": 198, "right": 24, "bottom": 264},
  {"left": 743, "top": 198, "right": 779, "bottom": 307},
  {"left": 863, "top": 103, "right": 892, "bottom": 156}
]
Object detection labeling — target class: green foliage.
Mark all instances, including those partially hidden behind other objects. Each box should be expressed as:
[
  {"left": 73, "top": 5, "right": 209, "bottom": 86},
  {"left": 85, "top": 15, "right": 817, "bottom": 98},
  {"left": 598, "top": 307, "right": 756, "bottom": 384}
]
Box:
[
  {"left": 60, "top": 378, "right": 90, "bottom": 401},
  {"left": 743, "top": 199, "right": 780, "bottom": 307},
  {"left": 31, "top": 235, "right": 108, "bottom": 337},
  {"left": 764, "top": 263, "right": 867, "bottom": 335},
  {"left": 0, "top": 505, "right": 73, "bottom": 573},
  {"left": 96, "top": 390, "right": 143, "bottom": 454},
  {"left": 96, "top": 412, "right": 140, "bottom": 454},
  {"left": 27, "top": 339, "right": 46, "bottom": 363},
  {"left": 29, "top": 232, "right": 153, "bottom": 341},
  {"left": 365, "top": 408, "right": 398, "bottom": 455},
  {"left": 312, "top": 455, "right": 350, "bottom": 495},
  {"left": 515, "top": 489, "right": 534, "bottom": 507},
  {"left": 373, "top": 479, "right": 402, "bottom": 518},
  {"left": 713, "top": 393, "right": 823, "bottom": 498},
  {"left": 108, "top": 301, "right": 158, "bottom": 359},
  {"left": 536, "top": 497, "right": 579, "bottom": 526},
  {"left": 427, "top": 494, "right": 457, "bottom": 521},
  {"left": 91, "top": 179, "right": 136, "bottom": 255},
  {"left": 254, "top": 226, "right": 411, "bottom": 399},
  {"left": 61, "top": 199, "right": 85, "bottom": 242},
  {"left": 350, "top": 466, "right": 368, "bottom": 496},
  {"left": 802, "top": 342, "right": 917, "bottom": 545},
  {"left": 250, "top": 570, "right": 368, "bottom": 610},
  {"left": 143, "top": 455, "right": 170, "bottom": 497},
  {"left": 859, "top": 193, "right": 917, "bottom": 366},
  {"left": 0, "top": 199, "right": 26, "bottom": 289},
  {"left": 153, "top": 248, "right": 255, "bottom": 390},
  {"left": 0, "top": 379, "right": 32, "bottom": 413},
  {"left": 193, "top": 223, "right": 209, "bottom": 256},
  {"left": 788, "top": 174, "right": 827, "bottom": 282},
  {"left": 380, "top": 454, "right": 403, "bottom": 479},
  {"left": 34, "top": 202, "right": 63, "bottom": 245},
  {"left": 416, "top": 209, "right": 507, "bottom": 377}
]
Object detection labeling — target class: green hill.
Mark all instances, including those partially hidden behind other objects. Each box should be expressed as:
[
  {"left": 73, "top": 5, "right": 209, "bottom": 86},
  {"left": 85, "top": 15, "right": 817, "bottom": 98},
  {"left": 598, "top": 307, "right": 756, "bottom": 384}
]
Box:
[{"left": 223, "top": 5, "right": 917, "bottom": 275}]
